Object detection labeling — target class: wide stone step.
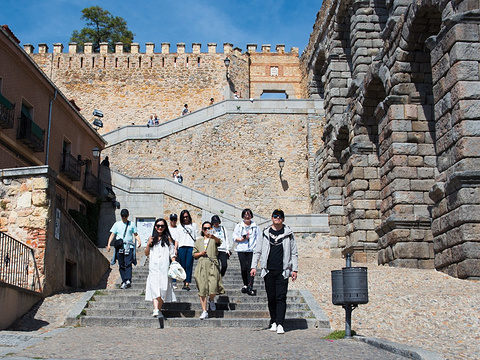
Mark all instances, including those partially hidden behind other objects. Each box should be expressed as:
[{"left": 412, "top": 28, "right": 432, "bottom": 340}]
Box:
[
  {"left": 84, "top": 308, "right": 313, "bottom": 319},
  {"left": 90, "top": 293, "right": 307, "bottom": 304},
  {"left": 78, "top": 316, "right": 318, "bottom": 329},
  {"left": 87, "top": 301, "right": 311, "bottom": 312}
]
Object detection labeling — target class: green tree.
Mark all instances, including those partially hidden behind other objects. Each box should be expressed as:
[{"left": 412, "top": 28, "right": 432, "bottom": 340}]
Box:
[{"left": 70, "top": 6, "right": 134, "bottom": 52}]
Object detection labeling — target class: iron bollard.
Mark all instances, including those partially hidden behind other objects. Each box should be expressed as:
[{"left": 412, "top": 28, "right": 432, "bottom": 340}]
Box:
[{"left": 331, "top": 253, "right": 368, "bottom": 339}]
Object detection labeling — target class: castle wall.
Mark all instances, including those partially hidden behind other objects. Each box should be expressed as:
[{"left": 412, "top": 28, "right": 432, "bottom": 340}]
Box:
[
  {"left": 27, "top": 42, "right": 249, "bottom": 133},
  {"left": 26, "top": 42, "right": 303, "bottom": 133},
  {"left": 103, "top": 111, "right": 322, "bottom": 218}
]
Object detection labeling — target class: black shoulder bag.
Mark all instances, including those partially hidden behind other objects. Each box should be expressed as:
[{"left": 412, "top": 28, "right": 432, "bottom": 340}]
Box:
[{"left": 114, "top": 221, "right": 129, "bottom": 250}]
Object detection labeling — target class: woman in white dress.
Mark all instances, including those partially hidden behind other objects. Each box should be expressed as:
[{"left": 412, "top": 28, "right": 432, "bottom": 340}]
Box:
[{"left": 145, "top": 218, "right": 176, "bottom": 317}]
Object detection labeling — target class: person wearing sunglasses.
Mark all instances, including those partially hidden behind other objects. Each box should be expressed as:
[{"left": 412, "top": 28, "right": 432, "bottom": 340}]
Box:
[
  {"left": 176, "top": 209, "right": 198, "bottom": 290},
  {"left": 144, "top": 218, "right": 177, "bottom": 318},
  {"left": 250, "top": 209, "right": 298, "bottom": 334},
  {"left": 193, "top": 221, "right": 225, "bottom": 320}
]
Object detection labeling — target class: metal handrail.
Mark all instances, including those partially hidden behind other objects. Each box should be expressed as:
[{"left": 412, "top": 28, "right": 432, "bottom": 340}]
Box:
[{"left": 0, "top": 231, "right": 42, "bottom": 292}]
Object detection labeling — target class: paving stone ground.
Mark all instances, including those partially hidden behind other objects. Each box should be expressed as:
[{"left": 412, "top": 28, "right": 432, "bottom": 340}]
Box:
[{"left": 1, "top": 247, "right": 476, "bottom": 359}]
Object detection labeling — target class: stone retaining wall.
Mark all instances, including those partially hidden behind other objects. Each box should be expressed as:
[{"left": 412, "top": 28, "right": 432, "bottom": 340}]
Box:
[
  {"left": 103, "top": 111, "right": 324, "bottom": 218},
  {"left": 0, "top": 166, "right": 109, "bottom": 294},
  {"left": 302, "top": 0, "right": 480, "bottom": 278}
]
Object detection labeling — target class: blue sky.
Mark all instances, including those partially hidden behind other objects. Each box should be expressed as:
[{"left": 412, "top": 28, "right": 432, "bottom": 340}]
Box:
[{"left": 1, "top": 1, "right": 321, "bottom": 55}]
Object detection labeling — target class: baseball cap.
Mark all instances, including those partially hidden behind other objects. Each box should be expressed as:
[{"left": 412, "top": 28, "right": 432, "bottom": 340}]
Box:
[
  {"left": 272, "top": 209, "right": 284, "bottom": 219},
  {"left": 120, "top": 209, "right": 129, "bottom": 217},
  {"left": 170, "top": 213, "right": 178, "bottom": 221}
]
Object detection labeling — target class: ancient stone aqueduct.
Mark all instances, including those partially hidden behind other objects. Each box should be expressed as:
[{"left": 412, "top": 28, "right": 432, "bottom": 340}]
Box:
[{"left": 26, "top": 0, "right": 479, "bottom": 279}]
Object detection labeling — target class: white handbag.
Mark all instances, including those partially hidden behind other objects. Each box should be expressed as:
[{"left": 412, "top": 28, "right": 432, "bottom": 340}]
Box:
[{"left": 168, "top": 261, "right": 186, "bottom": 281}]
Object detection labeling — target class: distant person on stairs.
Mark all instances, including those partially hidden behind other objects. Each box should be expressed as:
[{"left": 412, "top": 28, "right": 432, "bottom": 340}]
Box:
[
  {"left": 250, "top": 209, "right": 298, "bottom": 334},
  {"left": 193, "top": 221, "right": 225, "bottom": 320},
  {"left": 232, "top": 208, "right": 259, "bottom": 296},
  {"left": 145, "top": 218, "right": 177, "bottom": 318},
  {"left": 107, "top": 209, "right": 142, "bottom": 289}
]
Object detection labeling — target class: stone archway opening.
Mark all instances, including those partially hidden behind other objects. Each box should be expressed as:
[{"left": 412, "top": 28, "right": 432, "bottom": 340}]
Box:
[{"left": 260, "top": 91, "right": 288, "bottom": 99}]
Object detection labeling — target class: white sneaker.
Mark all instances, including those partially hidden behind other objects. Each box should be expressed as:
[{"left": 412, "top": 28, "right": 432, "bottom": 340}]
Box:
[
  {"left": 120, "top": 282, "right": 126, "bottom": 289},
  {"left": 269, "top": 323, "right": 277, "bottom": 332},
  {"left": 209, "top": 300, "right": 216, "bottom": 311},
  {"left": 199, "top": 311, "right": 208, "bottom": 320},
  {"left": 172, "top": 283, "right": 177, "bottom": 289},
  {"left": 152, "top": 309, "right": 159, "bottom": 317},
  {"left": 276, "top": 324, "right": 285, "bottom": 334},
  {"left": 125, "top": 280, "right": 131, "bottom": 288}
]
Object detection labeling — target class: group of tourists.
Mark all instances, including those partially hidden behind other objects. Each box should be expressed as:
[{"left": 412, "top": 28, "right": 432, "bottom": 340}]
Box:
[{"left": 107, "top": 207, "right": 298, "bottom": 334}]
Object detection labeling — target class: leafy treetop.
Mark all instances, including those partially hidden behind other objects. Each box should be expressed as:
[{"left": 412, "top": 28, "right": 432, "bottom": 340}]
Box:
[{"left": 70, "top": 6, "right": 134, "bottom": 52}]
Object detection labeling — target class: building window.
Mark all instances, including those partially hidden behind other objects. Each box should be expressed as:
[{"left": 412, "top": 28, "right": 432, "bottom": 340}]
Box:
[
  {"left": 17, "top": 103, "right": 45, "bottom": 152},
  {"left": 270, "top": 66, "right": 279, "bottom": 76}
]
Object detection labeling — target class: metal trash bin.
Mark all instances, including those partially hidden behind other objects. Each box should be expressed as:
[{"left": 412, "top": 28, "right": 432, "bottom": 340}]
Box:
[
  {"left": 342, "top": 267, "right": 368, "bottom": 305},
  {"left": 330, "top": 254, "right": 369, "bottom": 339}
]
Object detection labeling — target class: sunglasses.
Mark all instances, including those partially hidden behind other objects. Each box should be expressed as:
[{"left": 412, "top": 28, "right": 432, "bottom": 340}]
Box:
[
  {"left": 272, "top": 214, "right": 283, "bottom": 219},
  {"left": 203, "top": 227, "right": 212, "bottom": 230},
  {"left": 155, "top": 224, "right": 166, "bottom": 228}
]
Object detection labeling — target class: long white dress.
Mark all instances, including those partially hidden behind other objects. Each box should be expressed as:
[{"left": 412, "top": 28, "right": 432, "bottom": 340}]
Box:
[{"left": 145, "top": 242, "right": 177, "bottom": 302}]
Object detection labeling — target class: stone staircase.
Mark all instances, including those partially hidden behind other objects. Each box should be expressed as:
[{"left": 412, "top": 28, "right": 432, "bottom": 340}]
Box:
[{"left": 76, "top": 253, "right": 330, "bottom": 329}]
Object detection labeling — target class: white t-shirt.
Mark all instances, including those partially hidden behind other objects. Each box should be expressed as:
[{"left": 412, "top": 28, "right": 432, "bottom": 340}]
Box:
[{"left": 176, "top": 223, "right": 198, "bottom": 248}]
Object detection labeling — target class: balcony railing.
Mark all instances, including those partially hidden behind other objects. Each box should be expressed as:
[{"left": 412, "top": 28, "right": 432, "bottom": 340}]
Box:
[
  {"left": 83, "top": 172, "right": 100, "bottom": 197},
  {"left": 60, "top": 152, "right": 82, "bottom": 181},
  {"left": 0, "top": 232, "right": 42, "bottom": 292},
  {"left": 17, "top": 112, "right": 45, "bottom": 152},
  {"left": 0, "top": 93, "right": 15, "bottom": 129}
]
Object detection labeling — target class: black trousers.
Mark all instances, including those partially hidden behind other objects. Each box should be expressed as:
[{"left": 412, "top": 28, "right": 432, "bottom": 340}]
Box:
[
  {"left": 264, "top": 270, "right": 289, "bottom": 326},
  {"left": 217, "top": 251, "right": 229, "bottom": 277},
  {"left": 238, "top": 251, "right": 254, "bottom": 288},
  {"left": 117, "top": 249, "right": 134, "bottom": 283}
]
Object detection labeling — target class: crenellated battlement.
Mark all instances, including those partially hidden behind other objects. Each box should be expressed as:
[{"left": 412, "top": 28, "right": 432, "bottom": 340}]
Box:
[{"left": 23, "top": 42, "right": 299, "bottom": 56}]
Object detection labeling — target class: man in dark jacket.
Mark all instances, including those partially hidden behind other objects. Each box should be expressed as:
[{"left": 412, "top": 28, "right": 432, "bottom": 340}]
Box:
[{"left": 250, "top": 209, "right": 298, "bottom": 334}]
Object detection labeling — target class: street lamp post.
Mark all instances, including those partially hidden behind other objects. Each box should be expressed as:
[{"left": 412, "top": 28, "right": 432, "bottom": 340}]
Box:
[
  {"left": 278, "top": 157, "right": 285, "bottom": 178},
  {"left": 224, "top": 57, "right": 231, "bottom": 78}
]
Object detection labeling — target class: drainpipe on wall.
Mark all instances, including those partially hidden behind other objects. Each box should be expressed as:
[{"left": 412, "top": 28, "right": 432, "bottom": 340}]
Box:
[{"left": 45, "top": 89, "right": 57, "bottom": 165}]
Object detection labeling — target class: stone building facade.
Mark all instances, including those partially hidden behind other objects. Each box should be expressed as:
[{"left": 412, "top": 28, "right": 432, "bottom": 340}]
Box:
[
  {"left": 248, "top": 44, "right": 302, "bottom": 99},
  {"left": 302, "top": 0, "right": 480, "bottom": 278},
  {"left": 0, "top": 25, "right": 109, "bottom": 297}
]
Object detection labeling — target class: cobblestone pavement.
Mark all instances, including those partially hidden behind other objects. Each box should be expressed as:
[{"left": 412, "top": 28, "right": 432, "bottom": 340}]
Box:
[
  {"left": 1, "top": 247, "right": 477, "bottom": 359},
  {"left": 2, "top": 327, "right": 410, "bottom": 360}
]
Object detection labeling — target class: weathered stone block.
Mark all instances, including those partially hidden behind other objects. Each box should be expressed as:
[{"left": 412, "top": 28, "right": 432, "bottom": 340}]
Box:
[
  {"left": 457, "top": 259, "right": 480, "bottom": 279},
  {"left": 393, "top": 242, "right": 432, "bottom": 259},
  {"left": 411, "top": 179, "right": 435, "bottom": 192},
  {"left": 32, "top": 191, "right": 48, "bottom": 206},
  {"left": 451, "top": 81, "right": 480, "bottom": 107},
  {"left": 16, "top": 192, "right": 32, "bottom": 208},
  {"left": 449, "top": 42, "right": 480, "bottom": 65},
  {"left": 349, "top": 230, "right": 366, "bottom": 243},
  {"left": 451, "top": 242, "right": 480, "bottom": 263}
]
